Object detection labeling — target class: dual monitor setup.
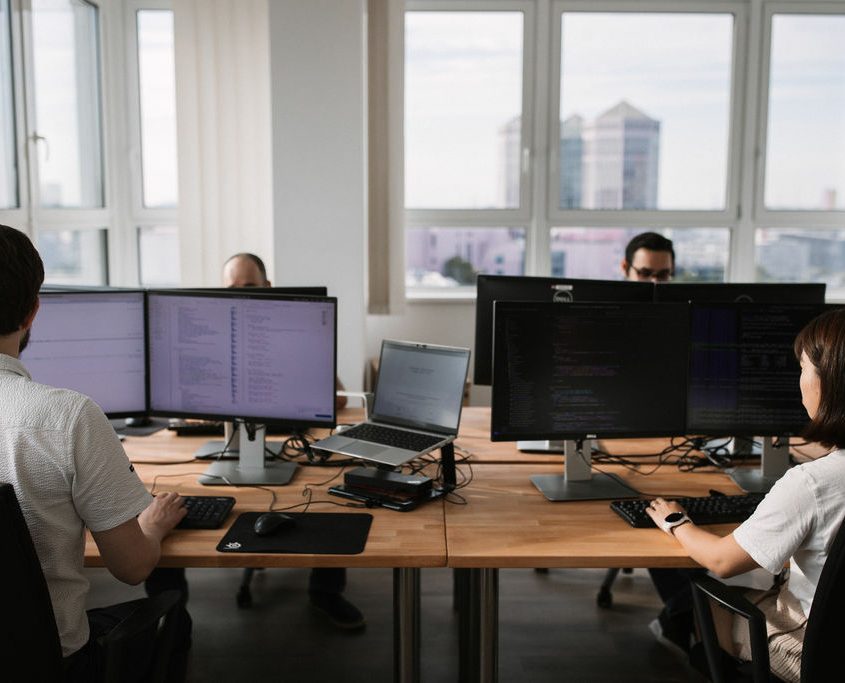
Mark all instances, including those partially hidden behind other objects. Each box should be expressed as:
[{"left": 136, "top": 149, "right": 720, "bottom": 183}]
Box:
[
  {"left": 474, "top": 275, "right": 830, "bottom": 501},
  {"left": 24, "top": 286, "right": 336, "bottom": 486}
]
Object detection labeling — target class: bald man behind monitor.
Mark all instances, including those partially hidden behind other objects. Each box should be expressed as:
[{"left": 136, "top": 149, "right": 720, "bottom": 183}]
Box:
[{"left": 220, "top": 253, "right": 361, "bottom": 629}]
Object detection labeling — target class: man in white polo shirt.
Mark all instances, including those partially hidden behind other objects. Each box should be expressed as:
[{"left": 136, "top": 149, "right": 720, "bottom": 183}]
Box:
[{"left": 0, "top": 224, "right": 186, "bottom": 680}]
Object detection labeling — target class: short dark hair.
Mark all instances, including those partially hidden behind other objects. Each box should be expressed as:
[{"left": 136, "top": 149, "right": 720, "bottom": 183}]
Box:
[
  {"left": 0, "top": 225, "right": 44, "bottom": 335},
  {"left": 794, "top": 308, "right": 845, "bottom": 449},
  {"left": 624, "top": 232, "right": 675, "bottom": 267},
  {"left": 224, "top": 252, "right": 267, "bottom": 280}
]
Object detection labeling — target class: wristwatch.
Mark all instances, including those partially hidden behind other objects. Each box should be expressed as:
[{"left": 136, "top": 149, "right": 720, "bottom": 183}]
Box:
[{"left": 661, "top": 511, "right": 692, "bottom": 535}]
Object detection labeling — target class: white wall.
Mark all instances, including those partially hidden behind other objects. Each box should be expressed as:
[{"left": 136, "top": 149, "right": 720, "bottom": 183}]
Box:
[
  {"left": 366, "top": 300, "right": 490, "bottom": 405},
  {"left": 268, "top": 0, "right": 368, "bottom": 390}
]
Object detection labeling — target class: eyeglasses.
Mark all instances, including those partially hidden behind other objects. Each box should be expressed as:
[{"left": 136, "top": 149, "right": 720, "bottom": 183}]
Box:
[{"left": 629, "top": 265, "right": 673, "bottom": 282}]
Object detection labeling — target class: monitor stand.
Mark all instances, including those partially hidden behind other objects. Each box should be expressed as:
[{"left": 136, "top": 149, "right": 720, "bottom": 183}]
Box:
[
  {"left": 530, "top": 439, "right": 639, "bottom": 501},
  {"left": 702, "top": 436, "right": 762, "bottom": 460},
  {"left": 728, "top": 437, "right": 791, "bottom": 493},
  {"left": 194, "top": 421, "right": 284, "bottom": 460},
  {"left": 199, "top": 422, "right": 296, "bottom": 486}
]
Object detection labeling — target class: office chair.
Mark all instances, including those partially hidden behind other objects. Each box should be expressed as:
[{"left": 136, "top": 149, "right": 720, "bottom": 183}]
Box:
[
  {"left": 690, "top": 518, "right": 845, "bottom": 682},
  {"left": 0, "top": 482, "right": 183, "bottom": 682}
]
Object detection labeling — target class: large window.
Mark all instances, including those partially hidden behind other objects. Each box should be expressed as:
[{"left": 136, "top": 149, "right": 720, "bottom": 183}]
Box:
[
  {"left": 0, "top": 0, "right": 177, "bottom": 287},
  {"left": 764, "top": 13, "right": 845, "bottom": 211},
  {"left": 404, "top": 2, "right": 845, "bottom": 298}
]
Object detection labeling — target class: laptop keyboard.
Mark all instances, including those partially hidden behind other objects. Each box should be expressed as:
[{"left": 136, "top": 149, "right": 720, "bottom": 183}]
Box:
[
  {"left": 176, "top": 496, "right": 236, "bottom": 530},
  {"left": 341, "top": 423, "right": 445, "bottom": 452}
]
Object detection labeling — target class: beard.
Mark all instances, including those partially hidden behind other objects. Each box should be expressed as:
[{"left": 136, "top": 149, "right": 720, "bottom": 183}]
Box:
[{"left": 18, "top": 329, "right": 31, "bottom": 354}]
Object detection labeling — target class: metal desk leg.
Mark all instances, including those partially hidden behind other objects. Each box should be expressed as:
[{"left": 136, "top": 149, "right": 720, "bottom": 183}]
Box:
[
  {"left": 463, "top": 568, "right": 499, "bottom": 683},
  {"left": 394, "top": 567, "right": 421, "bottom": 683},
  {"left": 478, "top": 568, "right": 499, "bottom": 683}
]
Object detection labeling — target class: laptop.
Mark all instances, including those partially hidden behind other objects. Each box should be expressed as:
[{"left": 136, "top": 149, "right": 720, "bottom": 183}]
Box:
[{"left": 312, "top": 340, "right": 471, "bottom": 467}]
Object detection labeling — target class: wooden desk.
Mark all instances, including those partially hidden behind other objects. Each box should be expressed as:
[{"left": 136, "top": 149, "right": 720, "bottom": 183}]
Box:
[
  {"left": 86, "top": 429, "right": 447, "bottom": 683},
  {"left": 445, "top": 462, "right": 745, "bottom": 682}
]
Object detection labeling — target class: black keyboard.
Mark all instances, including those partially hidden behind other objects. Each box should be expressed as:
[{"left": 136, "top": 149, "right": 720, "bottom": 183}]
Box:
[
  {"left": 341, "top": 423, "right": 445, "bottom": 452},
  {"left": 610, "top": 492, "right": 766, "bottom": 528},
  {"left": 176, "top": 496, "right": 236, "bottom": 530}
]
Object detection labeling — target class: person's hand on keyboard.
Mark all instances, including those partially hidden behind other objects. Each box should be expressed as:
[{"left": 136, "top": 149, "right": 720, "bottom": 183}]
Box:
[
  {"left": 139, "top": 491, "right": 187, "bottom": 541},
  {"left": 646, "top": 497, "right": 691, "bottom": 536}
]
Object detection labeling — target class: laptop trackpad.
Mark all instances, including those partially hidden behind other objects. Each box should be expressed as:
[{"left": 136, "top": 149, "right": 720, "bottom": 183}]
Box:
[{"left": 346, "top": 441, "right": 391, "bottom": 458}]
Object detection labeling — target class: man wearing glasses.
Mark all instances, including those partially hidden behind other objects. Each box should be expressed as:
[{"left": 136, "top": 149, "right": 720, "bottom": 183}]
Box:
[{"left": 621, "top": 232, "right": 674, "bottom": 282}]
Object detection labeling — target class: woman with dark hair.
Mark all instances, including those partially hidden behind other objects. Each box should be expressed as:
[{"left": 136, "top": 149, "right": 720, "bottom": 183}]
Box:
[{"left": 647, "top": 307, "right": 845, "bottom": 682}]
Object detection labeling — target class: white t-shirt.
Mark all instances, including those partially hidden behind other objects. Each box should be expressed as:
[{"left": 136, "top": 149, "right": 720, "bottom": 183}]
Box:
[
  {"left": 733, "top": 449, "right": 845, "bottom": 616},
  {"left": 0, "top": 354, "right": 152, "bottom": 657}
]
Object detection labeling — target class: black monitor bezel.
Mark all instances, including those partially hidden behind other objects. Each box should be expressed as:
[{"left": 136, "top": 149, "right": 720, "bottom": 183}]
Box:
[
  {"left": 145, "top": 289, "right": 338, "bottom": 430},
  {"left": 30, "top": 289, "right": 149, "bottom": 419},
  {"left": 474, "top": 274, "right": 654, "bottom": 386},
  {"left": 187, "top": 286, "right": 329, "bottom": 297},
  {"left": 490, "top": 300, "right": 690, "bottom": 441},
  {"left": 654, "top": 281, "right": 826, "bottom": 304}
]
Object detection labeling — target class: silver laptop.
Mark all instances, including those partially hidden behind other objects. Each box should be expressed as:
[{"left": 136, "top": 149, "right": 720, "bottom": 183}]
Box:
[{"left": 312, "top": 340, "right": 470, "bottom": 467}]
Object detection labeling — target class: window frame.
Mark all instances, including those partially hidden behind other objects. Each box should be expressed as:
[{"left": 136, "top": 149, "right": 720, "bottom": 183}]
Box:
[
  {"left": 404, "top": 0, "right": 537, "bottom": 297},
  {"left": 123, "top": 0, "right": 178, "bottom": 284},
  {"left": 754, "top": 1, "right": 845, "bottom": 227}
]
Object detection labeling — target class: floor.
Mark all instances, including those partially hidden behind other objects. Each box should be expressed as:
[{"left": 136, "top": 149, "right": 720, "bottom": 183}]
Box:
[{"left": 86, "top": 565, "right": 708, "bottom": 682}]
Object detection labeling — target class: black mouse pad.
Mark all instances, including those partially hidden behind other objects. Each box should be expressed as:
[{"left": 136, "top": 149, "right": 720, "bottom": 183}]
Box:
[{"left": 216, "top": 512, "right": 373, "bottom": 555}]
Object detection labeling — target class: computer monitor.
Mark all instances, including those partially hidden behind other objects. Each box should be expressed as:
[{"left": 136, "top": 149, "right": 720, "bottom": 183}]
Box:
[
  {"left": 654, "top": 282, "right": 826, "bottom": 304},
  {"left": 146, "top": 290, "right": 337, "bottom": 485},
  {"left": 687, "top": 301, "right": 840, "bottom": 492},
  {"left": 474, "top": 275, "right": 654, "bottom": 387},
  {"left": 22, "top": 290, "right": 148, "bottom": 418},
  {"left": 491, "top": 301, "right": 689, "bottom": 501}
]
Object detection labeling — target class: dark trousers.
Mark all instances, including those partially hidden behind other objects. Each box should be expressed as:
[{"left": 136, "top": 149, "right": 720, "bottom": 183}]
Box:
[
  {"left": 62, "top": 600, "right": 159, "bottom": 683},
  {"left": 649, "top": 567, "right": 708, "bottom": 622}
]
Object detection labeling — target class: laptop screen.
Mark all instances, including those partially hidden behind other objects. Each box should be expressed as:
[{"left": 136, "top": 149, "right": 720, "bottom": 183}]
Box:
[{"left": 371, "top": 340, "right": 470, "bottom": 434}]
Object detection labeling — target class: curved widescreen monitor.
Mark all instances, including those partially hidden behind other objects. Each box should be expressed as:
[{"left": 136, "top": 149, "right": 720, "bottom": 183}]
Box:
[
  {"left": 474, "top": 275, "right": 653, "bottom": 386},
  {"left": 147, "top": 290, "right": 337, "bottom": 429},
  {"left": 491, "top": 301, "right": 689, "bottom": 441},
  {"left": 23, "top": 290, "right": 147, "bottom": 418},
  {"left": 654, "top": 282, "right": 826, "bottom": 304}
]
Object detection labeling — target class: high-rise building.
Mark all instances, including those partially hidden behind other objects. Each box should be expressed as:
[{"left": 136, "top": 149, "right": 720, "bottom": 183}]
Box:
[
  {"left": 559, "top": 115, "right": 583, "bottom": 209},
  {"left": 582, "top": 100, "right": 660, "bottom": 209}
]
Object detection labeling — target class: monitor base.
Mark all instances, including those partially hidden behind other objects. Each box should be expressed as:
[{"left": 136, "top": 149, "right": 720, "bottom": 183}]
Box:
[
  {"left": 530, "top": 472, "right": 639, "bottom": 502},
  {"left": 199, "top": 460, "right": 297, "bottom": 486},
  {"left": 727, "top": 468, "right": 779, "bottom": 494}
]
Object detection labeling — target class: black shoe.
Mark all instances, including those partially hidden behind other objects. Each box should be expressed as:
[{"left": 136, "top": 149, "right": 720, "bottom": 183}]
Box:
[
  {"left": 309, "top": 593, "right": 366, "bottom": 630},
  {"left": 650, "top": 610, "right": 693, "bottom": 657}
]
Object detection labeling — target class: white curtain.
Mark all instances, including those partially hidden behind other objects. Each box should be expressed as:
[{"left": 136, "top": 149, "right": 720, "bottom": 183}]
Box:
[
  {"left": 367, "top": 0, "right": 405, "bottom": 314},
  {"left": 174, "top": 0, "right": 273, "bottom": 286}
]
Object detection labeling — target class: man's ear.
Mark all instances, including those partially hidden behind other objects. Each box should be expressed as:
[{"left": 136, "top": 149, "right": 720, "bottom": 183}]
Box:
[
  {"left": 21, "top": 297, "right": 39, "bottom": 330},
  {"left": 620, "top": 259, "right": 630, "bottom": 277},
  {"left": 264, "top": 279, "right": 272, "bottom": 287}
]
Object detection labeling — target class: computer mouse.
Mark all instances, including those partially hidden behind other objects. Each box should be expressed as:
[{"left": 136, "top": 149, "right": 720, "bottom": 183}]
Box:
[
  {"left": 124, "top": 416, "right": 152, "bottom": 428},
  {"left": 253, "top": 512, "right": 297, "bottom": 537}
]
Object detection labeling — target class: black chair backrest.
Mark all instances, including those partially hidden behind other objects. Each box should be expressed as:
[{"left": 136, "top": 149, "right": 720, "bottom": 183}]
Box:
[
  {"left": 0, "top": 482, "right": 64, "bottom": 679},
  {"left": 801, "top": 515, "right": 845, "bottom": 681}
]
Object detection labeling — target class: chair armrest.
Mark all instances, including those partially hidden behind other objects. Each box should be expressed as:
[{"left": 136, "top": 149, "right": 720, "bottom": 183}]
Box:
[
  {"left": 691, "top": 575, "right": 771, "bottom": 683},
  {"left": 100, "top": 590, "right": 182, "bottom": 683}
]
